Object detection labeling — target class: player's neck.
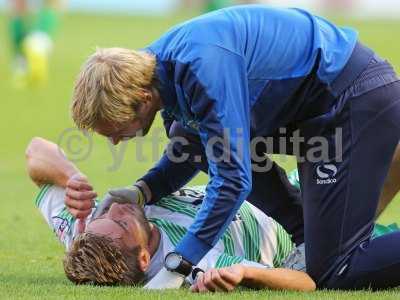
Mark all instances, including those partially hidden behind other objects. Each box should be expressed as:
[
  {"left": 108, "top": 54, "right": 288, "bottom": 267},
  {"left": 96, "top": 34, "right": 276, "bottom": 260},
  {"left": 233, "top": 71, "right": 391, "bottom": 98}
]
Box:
[{"left": 148, "top": 223, "right": 161, "bottom": 257}]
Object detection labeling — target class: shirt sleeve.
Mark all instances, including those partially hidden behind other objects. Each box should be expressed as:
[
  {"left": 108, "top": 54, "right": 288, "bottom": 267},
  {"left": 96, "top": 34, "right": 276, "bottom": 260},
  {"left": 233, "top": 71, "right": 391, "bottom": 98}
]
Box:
[
  {"left": 34, "top": 184, "right": 77, "bottom": 250},
  {"left": 139, "top": 101, "right": 202, "bottom": 203},
  {"left": 34, "top": 184, "right": 98, "bottom": 250},
  {"left": 174, "top": 45, "right": 252, "bottom": 264},
  {"left": 139, "top": 143, "right": 200, "bottom": 204}
]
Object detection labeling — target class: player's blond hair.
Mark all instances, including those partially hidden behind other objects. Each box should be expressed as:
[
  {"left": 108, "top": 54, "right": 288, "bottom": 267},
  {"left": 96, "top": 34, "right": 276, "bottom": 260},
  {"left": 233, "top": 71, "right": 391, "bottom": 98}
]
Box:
[
  {"left": 71, "top": 48, "right": 156, "bottom": 130},
  {"left": 63, "top": 233, "right": 145, "bottom": 285}
]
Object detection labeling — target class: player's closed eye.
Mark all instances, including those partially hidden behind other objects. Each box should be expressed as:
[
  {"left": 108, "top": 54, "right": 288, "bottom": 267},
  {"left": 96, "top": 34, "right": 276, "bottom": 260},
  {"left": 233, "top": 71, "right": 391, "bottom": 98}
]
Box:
[{"left": 113, "top": 220, "right": 129, "bottom": 232}]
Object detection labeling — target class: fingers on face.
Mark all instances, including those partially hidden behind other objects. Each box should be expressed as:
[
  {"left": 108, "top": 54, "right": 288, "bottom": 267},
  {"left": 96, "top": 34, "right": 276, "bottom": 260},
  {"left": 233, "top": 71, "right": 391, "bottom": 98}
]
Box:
[
  {"left": 68, "top": 207, "right": 92, "bottom": 219},
  {"left": 65, "top": 175, "right": 96, "bottom": 220},
  {"left": 65, "top": 195, "right": 95, "bottom": 210},
  {"left": 106, "top": 195, "right": 131, "bottom": 205},
  {"left": 109, "top": 190, "right": 135, "bottom": 203},
  {"left": 66, "top": 179, "right": 93, "bottom": 191},
  {"left": 66, "top": 189, "right": 97, "bottom": 201},
  {"left": 76, "top": 219, "right": 86, "bottom": 233}
]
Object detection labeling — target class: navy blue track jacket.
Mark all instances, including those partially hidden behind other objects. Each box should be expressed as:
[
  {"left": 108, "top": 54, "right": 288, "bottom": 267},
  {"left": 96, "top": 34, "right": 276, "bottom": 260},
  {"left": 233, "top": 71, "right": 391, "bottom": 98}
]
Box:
[{"left": 141, "top": 5, "right": 367, "bottom": 264}]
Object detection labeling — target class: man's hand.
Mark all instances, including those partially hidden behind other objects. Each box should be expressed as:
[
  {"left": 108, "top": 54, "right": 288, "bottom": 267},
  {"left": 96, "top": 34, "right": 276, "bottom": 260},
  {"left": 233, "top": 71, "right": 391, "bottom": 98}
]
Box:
[
  {"left": 190, "top": 265, "right": 245, "bottom": 293},
  {"left": 109, "top": 185, "right": 146, "bottom": 207},
  {"left": 191, "top": 263, "right": 316, "bottom": 292},
  {"left": 92, "top": 184, "right": 147, "bottom": 219},
  {"left": 65, "top": 173, "right": 97, "bottom": 220}
]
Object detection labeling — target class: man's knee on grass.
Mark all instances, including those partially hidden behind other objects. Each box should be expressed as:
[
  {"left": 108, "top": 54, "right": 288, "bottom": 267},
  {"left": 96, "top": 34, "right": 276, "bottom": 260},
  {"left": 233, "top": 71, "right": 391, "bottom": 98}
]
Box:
[{"left": 63, "top": 232, "right": 145, "bottom": 285}]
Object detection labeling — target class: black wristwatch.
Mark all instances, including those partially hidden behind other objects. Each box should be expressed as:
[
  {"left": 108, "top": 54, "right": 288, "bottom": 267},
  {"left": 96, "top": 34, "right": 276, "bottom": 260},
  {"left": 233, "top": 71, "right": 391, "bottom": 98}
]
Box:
[{"left": 164, "top": 252, "right": 193, "bottom": 277}]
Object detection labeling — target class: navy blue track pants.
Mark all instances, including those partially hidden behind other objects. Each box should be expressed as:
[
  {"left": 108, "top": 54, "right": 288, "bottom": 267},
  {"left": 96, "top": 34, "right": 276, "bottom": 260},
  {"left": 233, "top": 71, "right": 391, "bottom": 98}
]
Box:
[{"left": 167, "top": 57, "right": 400, "bottom": 289}]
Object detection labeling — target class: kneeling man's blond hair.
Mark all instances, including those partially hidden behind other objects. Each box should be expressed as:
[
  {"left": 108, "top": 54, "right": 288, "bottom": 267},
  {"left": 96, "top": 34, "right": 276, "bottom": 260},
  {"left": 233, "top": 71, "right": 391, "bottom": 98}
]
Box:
[{"left": 71, "top": 48, "right": 156, "bottom": 130}]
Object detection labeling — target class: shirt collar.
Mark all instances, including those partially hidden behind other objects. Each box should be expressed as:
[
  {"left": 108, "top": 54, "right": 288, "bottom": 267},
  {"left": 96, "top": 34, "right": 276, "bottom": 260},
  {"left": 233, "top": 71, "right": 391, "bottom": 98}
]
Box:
[
  {"left": 144, "top": 229, "right": 165, "bottom": 283},
  {"left": 144, "top": 48, "right": 177, "bottom": 112}
]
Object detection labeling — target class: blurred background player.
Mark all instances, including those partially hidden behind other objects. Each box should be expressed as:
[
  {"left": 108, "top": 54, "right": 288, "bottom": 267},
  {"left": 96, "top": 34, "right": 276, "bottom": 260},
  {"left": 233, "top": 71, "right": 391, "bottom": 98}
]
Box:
[
  {"left": 9, "top": 0, "right": 61, "bottom": 87},
  {"left": 203, "top": 0, "right": 232, "bottom": 12}
]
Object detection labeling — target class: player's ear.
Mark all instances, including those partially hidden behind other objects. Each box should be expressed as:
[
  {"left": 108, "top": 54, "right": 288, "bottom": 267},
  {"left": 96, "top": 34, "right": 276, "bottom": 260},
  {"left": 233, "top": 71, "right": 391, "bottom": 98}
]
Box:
[
  {"left": 138, "top": 248, "right": 151, "bottom": 272},
  {"left": 143, "top": 90, "right": 152, "bottom": 103},
  {"left": 135, "top": 92, "right": 152, "bottom": 114}
]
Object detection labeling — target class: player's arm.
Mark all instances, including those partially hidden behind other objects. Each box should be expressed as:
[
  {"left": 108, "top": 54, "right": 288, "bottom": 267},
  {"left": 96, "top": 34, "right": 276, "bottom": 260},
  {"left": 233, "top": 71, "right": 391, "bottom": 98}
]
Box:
[
  {"left": 26, "top": 137, "right": 96, "bottom": 219},
  {"left": 26, "top": 137, "right": 81, "bottom": 187},
  {"left": 138, "top": 141, "right": 199, "bottom": 204},
  {"left": 98, "top": 127, "right": 200, "bottom": 213},
  {"left": 173, "top": 46, "right": 252, "bottom": 264},
  {"left": 191, "top": 264, "right": 316, "bottom": 293},
  {"left": 241, "top": 266, "right": 315, "bottom": 291},
  {"left": 145, "top": 46, "right": 252, "bottom": 289}
]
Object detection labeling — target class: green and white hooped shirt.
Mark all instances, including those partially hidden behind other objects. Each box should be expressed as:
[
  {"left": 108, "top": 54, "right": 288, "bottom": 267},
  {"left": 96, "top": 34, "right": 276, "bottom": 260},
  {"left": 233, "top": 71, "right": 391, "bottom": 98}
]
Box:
[{"left": 34, "top": 184, "right": 295, "bottom": 283}]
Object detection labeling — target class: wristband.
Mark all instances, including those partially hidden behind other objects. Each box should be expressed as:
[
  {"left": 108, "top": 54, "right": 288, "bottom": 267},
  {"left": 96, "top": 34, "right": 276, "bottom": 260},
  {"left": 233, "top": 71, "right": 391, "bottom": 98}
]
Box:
[{"left": 133, "top": 183, "right": 147, "bottom": 206}]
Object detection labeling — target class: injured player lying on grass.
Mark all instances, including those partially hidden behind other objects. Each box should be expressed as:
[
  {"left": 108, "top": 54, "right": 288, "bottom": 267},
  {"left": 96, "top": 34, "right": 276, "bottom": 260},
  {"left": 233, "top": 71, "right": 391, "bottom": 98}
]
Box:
[
  {"left": 26, "top": 137, "right": 315, "bottom": 292},
  {"left": 26, "top": 137, "right": 400, "bottom": 292}
]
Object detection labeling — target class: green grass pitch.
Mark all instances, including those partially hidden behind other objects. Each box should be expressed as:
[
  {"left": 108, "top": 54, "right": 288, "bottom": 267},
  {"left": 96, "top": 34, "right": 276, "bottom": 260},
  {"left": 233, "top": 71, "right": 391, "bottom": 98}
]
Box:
[{"left": 0, "top": 11, "right": 400, "bottom": 299}]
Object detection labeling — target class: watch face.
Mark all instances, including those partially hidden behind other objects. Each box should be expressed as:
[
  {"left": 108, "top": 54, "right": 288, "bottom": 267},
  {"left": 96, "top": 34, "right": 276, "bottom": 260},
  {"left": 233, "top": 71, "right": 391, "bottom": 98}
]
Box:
[{"left": 165, "top": 253, "right": 181, "bottom": 270}]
